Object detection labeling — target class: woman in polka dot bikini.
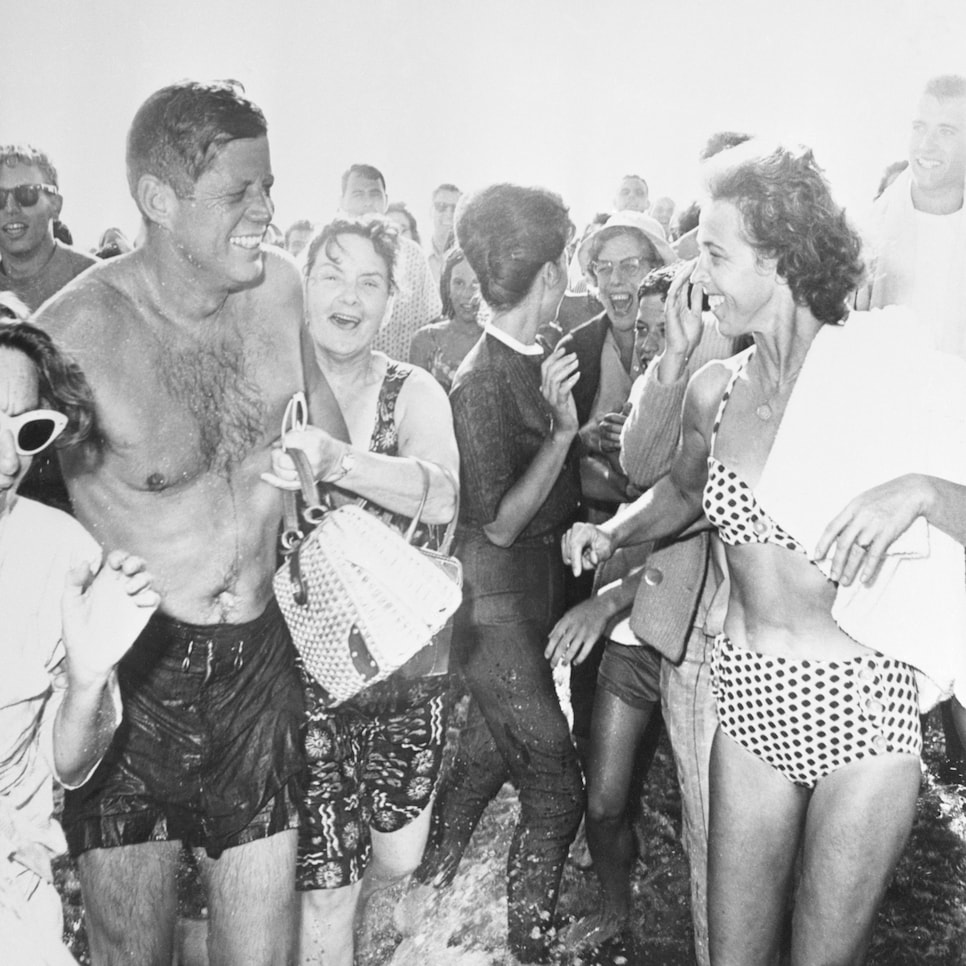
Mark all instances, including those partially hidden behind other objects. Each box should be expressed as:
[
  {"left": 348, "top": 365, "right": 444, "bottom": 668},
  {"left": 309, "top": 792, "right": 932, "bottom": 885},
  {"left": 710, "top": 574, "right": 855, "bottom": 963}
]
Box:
[{"left": 562, "top": 140, "right": 966, "bottom": 965}]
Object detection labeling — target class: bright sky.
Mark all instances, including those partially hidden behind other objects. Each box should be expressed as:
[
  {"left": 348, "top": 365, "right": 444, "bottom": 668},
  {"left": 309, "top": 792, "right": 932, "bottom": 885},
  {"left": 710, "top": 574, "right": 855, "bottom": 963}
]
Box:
[{"left": 3, "top": 0, "right": 964, "bottom": 250}]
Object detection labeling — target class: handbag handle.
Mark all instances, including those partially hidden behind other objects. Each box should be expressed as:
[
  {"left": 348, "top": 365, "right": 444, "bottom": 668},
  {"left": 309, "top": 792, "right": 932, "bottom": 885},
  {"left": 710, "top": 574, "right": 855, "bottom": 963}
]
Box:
[
  {"left": 410, "top": 460, "right": 460, "bottom": 555},
  {"left": 281, "top": 448, "right": 459, "bottom": 553}
]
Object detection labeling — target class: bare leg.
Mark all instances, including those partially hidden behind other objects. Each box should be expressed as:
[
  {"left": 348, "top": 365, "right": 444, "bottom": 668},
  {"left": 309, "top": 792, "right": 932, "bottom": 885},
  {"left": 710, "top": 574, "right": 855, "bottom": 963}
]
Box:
[
  {"left": 299, "top": 883, "right": 362, "bottom": 966},
  {"left": 77, "top": 840, "right": 181, "bottom": 966},
  {"left": 355, "top": 802, "right": 434, "bottom": 959},
  {"left": 708, "top": 730, "right": 808, "bottom": 966},
  {"left": 562, "top": 689, "right": 656, "bottom": 949},
  {"left": 791, "top": 753, "right": 920, "bottom": 966},
  {"left": 199, "top": 829, "right": 297, "bottom": 966}
]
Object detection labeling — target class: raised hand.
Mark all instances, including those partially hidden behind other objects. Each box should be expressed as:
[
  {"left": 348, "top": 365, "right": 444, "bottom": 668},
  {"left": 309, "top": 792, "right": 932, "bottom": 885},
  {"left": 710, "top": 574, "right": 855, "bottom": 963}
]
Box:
[
  {"left": 540, "top": 341, "right": 580, "bottom": 440},
  {"left": 662, "top": 260, "right": 706, "bottom": 378},
  {"left": 61, "top": 550, "right": 160, "bottom": 688},
  {"left": 598, "top": 409, "right": 629, "bottom": 454}
]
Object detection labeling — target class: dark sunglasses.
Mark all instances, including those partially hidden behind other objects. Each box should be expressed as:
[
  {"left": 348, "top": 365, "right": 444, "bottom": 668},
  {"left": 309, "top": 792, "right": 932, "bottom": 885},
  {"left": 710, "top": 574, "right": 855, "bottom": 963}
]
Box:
[
  {"left": 1, "top": 409, "right": 68, "bottom": 455},
  {"left": 0, "top": 183, "right": 59, "bottom": 209}
]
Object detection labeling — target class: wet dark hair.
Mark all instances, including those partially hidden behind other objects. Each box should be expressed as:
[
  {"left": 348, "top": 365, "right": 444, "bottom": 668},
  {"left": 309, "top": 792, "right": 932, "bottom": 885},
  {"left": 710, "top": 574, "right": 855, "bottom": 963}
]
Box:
[
  {"left": 705, "top": 141, "right": 864, "bottom": 326},
  {"left": 637, "top": 263, "right": 679, "bottom": 303},
  {"left": 456, "top": 184, "right": 573, "bottom": 312},
  {"left": 0, "top": 310, "right": 95, "bottom": 447},
  {"left": 126, "top": 80, "right": 267, "bottom": 201},
  {"left": 386, "top": 202, "right": 420, "bottom": 244},
  {"left": 341, "top": 164, "right": 386, "bottom": 197},
  {"left": 439, "top": 247, "right": 471, "bottom": 319},
  {"left": 302, "top": 216, "right": 399, "bottom": 291}
]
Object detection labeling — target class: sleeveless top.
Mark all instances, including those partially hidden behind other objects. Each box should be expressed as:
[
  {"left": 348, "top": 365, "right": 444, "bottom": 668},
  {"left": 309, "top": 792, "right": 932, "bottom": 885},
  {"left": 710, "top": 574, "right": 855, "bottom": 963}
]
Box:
[
  {"left": 701, "top": 351, "right": 806, "bottom": 554},
  {"left": 365, "top": 360, "right": 437, "bottom": 550}
]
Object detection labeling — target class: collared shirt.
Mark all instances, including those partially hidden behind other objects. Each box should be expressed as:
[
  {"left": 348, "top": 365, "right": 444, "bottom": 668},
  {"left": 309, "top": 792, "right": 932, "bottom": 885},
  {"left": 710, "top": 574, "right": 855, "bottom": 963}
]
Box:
[{"left": 481, "top": 321, "right": 544, "bottom": 356}]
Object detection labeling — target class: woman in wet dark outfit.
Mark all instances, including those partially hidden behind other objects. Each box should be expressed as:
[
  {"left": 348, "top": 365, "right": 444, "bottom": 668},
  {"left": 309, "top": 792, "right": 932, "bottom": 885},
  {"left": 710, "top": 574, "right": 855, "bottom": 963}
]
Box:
[{"left": 414, "top": 183, "right": 585, "bottom": 964}]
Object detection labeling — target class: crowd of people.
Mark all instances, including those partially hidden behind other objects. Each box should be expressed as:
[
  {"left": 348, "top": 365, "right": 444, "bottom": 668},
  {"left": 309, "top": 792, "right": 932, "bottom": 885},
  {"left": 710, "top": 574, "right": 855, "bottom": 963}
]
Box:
[{"left": 1, "top": 72, "right": 965, "bottom": 966}]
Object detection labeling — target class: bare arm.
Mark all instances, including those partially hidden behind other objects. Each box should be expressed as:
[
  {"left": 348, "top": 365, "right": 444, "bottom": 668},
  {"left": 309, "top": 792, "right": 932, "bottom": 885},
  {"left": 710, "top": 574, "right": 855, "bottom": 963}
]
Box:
[
  {"left": 620, "top": 266, "right": 733, "bottom": 489},
  {"left": 482, "top": 342, "right": 580, "bottom": 547},
  {"left": 54, "top": 551, "right": 159, "bottom": 786},
  {"left": 816, "top": 474, "right": 966, "bottom": 586},
  {"left": 544, "top": 565, "right": 644, "bottom": 668},
  {"left": 275, "top": 368, "right": 458, "bottom": 524},
  {"left": 564, "top": 367, "right": 714, "bottom": 575}
]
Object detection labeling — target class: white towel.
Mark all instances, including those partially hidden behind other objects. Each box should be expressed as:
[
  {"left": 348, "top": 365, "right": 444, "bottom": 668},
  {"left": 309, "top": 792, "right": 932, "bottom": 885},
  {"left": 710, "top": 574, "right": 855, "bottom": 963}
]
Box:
[{"left": 755, "top": 307, "right": 966, "bottom": 709}]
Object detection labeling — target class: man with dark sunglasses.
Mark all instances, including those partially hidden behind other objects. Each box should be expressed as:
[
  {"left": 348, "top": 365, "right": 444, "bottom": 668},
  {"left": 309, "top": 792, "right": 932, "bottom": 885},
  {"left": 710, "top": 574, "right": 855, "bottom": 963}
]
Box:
[
  {"left": 35, "top": 81, "right": 346, "bottom": 965},
  {"left": 0, "top": 146, "right": 97, "bottom": 312}
]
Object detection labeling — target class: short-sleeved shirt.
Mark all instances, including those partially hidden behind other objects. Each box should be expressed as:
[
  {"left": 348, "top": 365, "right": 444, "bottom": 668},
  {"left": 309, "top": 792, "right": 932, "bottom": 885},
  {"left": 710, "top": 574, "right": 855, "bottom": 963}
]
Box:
[
  {"left": 450, "top": 333, "right": 580, "bottom": 543},
  {"left": 0, "top": 242, "right": 98, "bottom": 313}
]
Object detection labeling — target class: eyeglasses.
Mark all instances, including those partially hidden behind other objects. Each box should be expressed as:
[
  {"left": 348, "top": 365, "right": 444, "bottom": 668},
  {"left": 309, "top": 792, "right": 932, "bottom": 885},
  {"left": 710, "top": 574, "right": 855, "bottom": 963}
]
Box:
[
  {"left": 433, "top": 201, "right": 458, "bottom": 214},
  {"left": 0, "top": 183, "right": 59, "bottom": 209},
  {"left": 0, "top": 409, "right": 68, "bottom": 455},
  {"left": 592, "top": 256, "right": 647, "bottom": 280}
]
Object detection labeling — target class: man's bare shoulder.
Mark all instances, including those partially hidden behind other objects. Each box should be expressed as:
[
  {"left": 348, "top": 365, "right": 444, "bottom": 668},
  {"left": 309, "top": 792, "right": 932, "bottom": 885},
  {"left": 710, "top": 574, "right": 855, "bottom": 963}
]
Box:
[
  {"left": 256, "top": 247, "right": 302, "bottom": 308},
  {"left": 33, "top": 257, "right": 135, "bottom": 337},
  {"left": 34, "top": 257, "right": 142, "bottom": 361}
]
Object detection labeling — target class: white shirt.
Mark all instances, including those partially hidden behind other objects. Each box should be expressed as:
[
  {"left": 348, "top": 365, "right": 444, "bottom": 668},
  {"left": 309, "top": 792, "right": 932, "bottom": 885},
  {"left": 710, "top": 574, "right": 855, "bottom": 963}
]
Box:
[{"left": 0, "top": 497, "right": 100, "bottom": 869}]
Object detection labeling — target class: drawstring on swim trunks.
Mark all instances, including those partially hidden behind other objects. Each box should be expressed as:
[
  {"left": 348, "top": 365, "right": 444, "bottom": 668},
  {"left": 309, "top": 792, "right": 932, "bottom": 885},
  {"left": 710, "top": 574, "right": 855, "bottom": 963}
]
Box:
[{"left": 180, "top": 637, "right": 246, "bottom": 680}]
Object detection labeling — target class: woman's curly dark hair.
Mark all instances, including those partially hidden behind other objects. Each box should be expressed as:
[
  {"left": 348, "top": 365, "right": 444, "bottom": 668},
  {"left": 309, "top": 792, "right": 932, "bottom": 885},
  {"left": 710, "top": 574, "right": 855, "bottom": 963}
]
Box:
[
  {"left": 0, "top": 302, "right": 96, "bottom": 448},
  {"left": 302, "top": 216, "right": 399, "bottom": 291},
  {"left": 705, "top": 142, "right": 864, "bottom": 325}
]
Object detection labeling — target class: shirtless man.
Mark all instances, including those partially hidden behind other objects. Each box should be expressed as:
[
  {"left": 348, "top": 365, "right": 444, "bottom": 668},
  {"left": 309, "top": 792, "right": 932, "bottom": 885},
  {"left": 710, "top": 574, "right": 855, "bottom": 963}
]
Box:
[{"left": 35, "top": 80, "right": 344, "bottom": 966}]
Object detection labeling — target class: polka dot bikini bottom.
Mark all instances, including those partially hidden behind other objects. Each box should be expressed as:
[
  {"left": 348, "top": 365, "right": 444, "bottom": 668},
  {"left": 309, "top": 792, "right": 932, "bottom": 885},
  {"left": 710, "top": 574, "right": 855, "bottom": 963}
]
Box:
[{"left": 711, "top": 635, "right": 922, "bottom": 788}]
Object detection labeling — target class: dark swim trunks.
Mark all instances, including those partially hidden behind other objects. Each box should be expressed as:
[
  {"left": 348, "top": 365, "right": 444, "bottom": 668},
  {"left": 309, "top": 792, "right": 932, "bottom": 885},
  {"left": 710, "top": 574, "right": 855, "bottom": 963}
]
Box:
[{"left": 63, "top": 598, "right": 304, "bottom": 859}]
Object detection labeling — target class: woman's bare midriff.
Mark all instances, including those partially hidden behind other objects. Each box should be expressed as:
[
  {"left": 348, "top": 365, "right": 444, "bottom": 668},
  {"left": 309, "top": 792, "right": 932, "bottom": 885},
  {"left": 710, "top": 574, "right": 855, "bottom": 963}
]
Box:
[{"left": 722, "top": 542, "right": 870, "bottom": 662}]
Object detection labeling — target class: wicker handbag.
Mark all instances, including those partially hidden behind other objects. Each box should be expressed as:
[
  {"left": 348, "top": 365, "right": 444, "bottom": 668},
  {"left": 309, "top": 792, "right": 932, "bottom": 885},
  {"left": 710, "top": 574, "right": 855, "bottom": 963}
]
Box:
[{"left": 273, "top": 448, "right": 462, "bottom": 706}]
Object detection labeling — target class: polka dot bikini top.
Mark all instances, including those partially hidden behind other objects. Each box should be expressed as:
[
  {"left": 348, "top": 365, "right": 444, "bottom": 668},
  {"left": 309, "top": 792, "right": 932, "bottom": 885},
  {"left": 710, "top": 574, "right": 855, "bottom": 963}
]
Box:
[{"left": 702, "top": 352, "right": 807, "bottom": 554}]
